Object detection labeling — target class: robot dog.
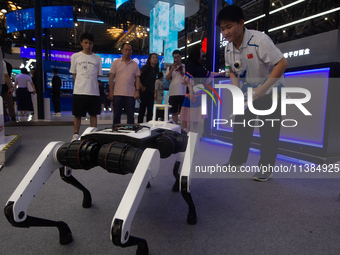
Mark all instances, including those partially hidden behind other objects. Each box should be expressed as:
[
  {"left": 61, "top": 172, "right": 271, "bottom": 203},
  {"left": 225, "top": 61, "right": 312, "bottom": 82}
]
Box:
[{"left": 4, "top": 105, "right": 198, "bottom": 255}]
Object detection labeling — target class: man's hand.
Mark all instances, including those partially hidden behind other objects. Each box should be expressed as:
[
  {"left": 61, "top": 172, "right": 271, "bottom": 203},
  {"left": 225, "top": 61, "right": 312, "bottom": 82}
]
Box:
[
  {"left": 141, "top": 86, "right": 146, "bottom": 92},
  {"left": 134, "top": 90, "right": 140, "bottom": 100},
  {"left": 252, "top": 85, "right": 267, "bottom": 100},
  {"left": 170, "top": 63, "right": 177, "bottom": 72}
]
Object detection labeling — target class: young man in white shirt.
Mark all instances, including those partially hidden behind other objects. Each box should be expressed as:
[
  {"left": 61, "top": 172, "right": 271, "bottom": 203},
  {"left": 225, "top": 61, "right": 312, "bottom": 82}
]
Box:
[
  {"left": 69, "top": 32, "right": 103, "bottom": 141},
  {"left": 217, "top": 5, "right": 288, "bottom": 181}
]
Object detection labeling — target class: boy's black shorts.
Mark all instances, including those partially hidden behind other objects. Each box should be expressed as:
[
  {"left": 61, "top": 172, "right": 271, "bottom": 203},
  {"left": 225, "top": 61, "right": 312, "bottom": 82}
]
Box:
[
  {"left": 169, "top": 95, "right": 185, "bottom": 113},
  {"left": 72, "top": 94, "right": 101, "bottom": 117}
]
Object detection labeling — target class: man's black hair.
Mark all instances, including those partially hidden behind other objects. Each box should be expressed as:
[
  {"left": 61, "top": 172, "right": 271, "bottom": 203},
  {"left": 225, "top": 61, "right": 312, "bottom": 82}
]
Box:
[
  {"left": 121, "top": 42, "right": 133, "bottom": 50},
  {"left": 216, "top": 5, "right": 244, "bottom": 26},
  {"left": 158, "top": 72, "right": 163, "bottom": 79},
  {"left": 80, "top": 32, "right": 94, "bottom": 43},
  {"left": 172, "top": 49, "right": 181, "bottom": 56},
  {"left": 21, "top": 68, "right": 28, "bottom": 74},
  {"left": 53, "top": 68, "right": 58, "bottom": 74}
]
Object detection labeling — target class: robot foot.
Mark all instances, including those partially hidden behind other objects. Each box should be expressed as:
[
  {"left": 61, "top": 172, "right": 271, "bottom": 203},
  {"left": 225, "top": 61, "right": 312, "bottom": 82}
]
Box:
[
  {"left": 112, "top": 219, "right": 149, "bottom": 255},
  {"left": 57, "top": 221, "right": 73, "bottom": 245},
  {"left": 187, "top": 213, "right": 197, "bottom": 225},
  {"left": 136, "top": 238, "right": 149, "bottom": 255}
]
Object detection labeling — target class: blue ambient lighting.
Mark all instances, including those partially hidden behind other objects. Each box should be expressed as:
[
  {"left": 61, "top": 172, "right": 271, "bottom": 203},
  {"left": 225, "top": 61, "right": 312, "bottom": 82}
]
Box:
[
  {"left": 284, "top": 67, "right": 331, "bottom": 76},
  {"left": 202, "top": 137, "right": 315, "bottom": 165},
  {"left": 212, "top": 67, "right": 331, "bottom": 148}
]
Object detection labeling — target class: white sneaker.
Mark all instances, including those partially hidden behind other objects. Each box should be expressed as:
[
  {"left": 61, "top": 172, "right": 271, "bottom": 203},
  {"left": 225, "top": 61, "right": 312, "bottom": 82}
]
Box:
[
  {"left": 71, "top": 134, "right": 79, "bottom": 142},
  {"left": 56, "top": 112, "right": 61, "bottom": 117}
]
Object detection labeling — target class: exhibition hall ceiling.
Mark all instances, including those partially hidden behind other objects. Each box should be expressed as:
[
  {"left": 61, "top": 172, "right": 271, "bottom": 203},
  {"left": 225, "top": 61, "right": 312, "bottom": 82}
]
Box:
[{"left": 0, "top": 0, "right": 338, "bottom": 54}]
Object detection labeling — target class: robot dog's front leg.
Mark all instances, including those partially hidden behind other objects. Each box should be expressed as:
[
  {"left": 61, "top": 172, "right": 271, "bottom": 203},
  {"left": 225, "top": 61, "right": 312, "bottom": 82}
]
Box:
[
  {"left": 180, "top": 132, "right": 198, "bottom": 225},
  {"left": 111, "top": 148, "right": 160, "bottom": 255},
  {"left": 4, "top": 141, "right": 73, "bottom": 245}
]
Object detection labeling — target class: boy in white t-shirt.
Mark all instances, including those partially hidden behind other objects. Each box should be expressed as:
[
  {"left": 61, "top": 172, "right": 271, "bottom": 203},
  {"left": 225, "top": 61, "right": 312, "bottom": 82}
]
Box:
[
  {"left": 69, "top": 32, "right": 103, "bottom": 141},
  {"left": 165, "top": 50, "right": 186, "bottom": 124},
  {"left": 217, "top": 5, "right": 288, "bottom": 182}
]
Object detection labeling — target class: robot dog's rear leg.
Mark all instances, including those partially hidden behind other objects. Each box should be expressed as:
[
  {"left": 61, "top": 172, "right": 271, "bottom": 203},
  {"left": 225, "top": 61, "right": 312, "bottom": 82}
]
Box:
[
  {"left": 172, "top": 161, "right": 181, "bottom": 192},
  {"left": 59, "top": 167, "right": 92, "bottom": 208},
  {"left": 172, "top": 152, "right": 184, "bottom": 192},
  {"left": 180, "top": 177, "right": 197, "bottom": 225}
]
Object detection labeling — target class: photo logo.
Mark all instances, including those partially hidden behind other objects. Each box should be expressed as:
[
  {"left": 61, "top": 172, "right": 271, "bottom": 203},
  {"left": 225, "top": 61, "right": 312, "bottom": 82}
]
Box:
[
  {"left": 195, "top": 83, "right": 312, "bottom": 128},
  {"left": 193, "top": 83, "right": 222, "bottom": 115}
]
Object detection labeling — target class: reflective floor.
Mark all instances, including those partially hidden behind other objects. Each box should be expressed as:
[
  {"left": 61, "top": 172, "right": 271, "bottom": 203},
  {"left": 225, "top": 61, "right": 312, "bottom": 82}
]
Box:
[{"left": 6, "top": 110, "right": 123, "bottom": 126}]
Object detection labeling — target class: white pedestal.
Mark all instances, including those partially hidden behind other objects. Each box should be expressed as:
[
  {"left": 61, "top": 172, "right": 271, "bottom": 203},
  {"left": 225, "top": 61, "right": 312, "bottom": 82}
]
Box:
[
  {"left": 32, "top": 94, "right": 38, "bottom": 120},
  {"left": 44, "top": 98, "right": 50, "bottom": 120},
  {"left": 0, "top": 97, "right": 21, "bottom": 167}
]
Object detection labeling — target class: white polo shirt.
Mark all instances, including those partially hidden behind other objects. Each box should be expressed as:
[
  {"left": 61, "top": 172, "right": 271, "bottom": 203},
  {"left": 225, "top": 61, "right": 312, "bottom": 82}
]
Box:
[
  {"left": 109, "top": 57, "right": 140, "bottom": 97},
  {"left": 224, "top": 27, "right": 284, "bottom": 94},
  {"left": 165, "top": 64, "right": 186, "bottom": 96}
]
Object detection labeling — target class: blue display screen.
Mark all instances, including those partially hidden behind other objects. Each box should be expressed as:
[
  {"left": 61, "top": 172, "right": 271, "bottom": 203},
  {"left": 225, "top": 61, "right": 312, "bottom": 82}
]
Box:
[
  {"left": 45, "top": 72, "right": 74, "bottom": 91},
  {"left": 6, "top": 6, "right": 74, "bottom": 33},
  {"left": 41, "top": 6, "right": 74, "bottom": 29},
  {"left": 6, "top": 8, "right": 35, "bottom": 33}
]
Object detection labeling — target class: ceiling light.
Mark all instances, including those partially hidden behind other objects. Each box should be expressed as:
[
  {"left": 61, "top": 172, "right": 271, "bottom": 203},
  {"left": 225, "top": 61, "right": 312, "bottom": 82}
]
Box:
[
  {"left": 1, "top": 9, "right": 7, "bottom": 13},
  {"left": 269, "top": 0, "right": 305, "bottom": 14},
  {"left": 179, "top": 40, "right": 202, "bottom": 50},
  {"left": 244, "top": 0, "right": 306, "bottom": 24},
  {"left": 77, "top": 19, "right": 104, "bottom": 24},
  {"left": 269, "top": 7, "right": 340, "bottom": 32}
]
